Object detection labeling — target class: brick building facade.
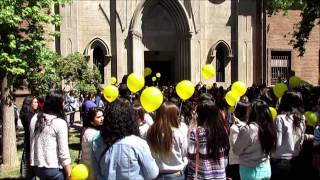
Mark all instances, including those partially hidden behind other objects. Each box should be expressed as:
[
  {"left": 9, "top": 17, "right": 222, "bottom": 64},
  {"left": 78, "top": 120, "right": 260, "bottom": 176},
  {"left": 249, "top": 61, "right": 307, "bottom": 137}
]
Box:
[{"left": 266, "top": 10, "right": 320, "bottom": 85}]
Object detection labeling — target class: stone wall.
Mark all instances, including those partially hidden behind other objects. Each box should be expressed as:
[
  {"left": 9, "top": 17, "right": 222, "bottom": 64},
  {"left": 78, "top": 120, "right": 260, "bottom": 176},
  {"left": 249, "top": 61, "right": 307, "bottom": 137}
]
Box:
[{"left": 57, "top": 0, "right": 259, "bottom": 87}]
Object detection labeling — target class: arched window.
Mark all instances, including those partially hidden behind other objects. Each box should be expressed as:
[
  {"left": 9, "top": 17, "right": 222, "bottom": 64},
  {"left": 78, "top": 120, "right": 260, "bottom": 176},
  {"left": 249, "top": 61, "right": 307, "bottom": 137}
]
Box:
[
  {"left": 216, "top": 47, "right": 225, "bottom": 82},
  {"left": 85, "top": 38, "right": 111, "bottom": 84},
  {"left": 93, "top": 46, "right": 104, "bottom": 81}
]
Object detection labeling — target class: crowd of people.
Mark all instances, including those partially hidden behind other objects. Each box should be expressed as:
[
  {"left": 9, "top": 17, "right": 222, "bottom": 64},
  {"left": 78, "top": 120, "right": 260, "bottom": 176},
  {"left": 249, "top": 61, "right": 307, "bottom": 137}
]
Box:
[{"left": 17, "top": 77, "right": 320, "bottom": 180}]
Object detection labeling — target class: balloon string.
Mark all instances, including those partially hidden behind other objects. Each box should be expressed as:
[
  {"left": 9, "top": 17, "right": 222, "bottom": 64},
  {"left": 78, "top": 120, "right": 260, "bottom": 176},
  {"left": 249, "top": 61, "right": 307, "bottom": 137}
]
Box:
[
  {"left": 276, "top": 98, "right": 281, "bottom": 108},
  {"left": 233, "top": 102, "right": 238, "bottom": 113},
  {"left": 178, "top": 101, "right": 183, "bottom": 117}
]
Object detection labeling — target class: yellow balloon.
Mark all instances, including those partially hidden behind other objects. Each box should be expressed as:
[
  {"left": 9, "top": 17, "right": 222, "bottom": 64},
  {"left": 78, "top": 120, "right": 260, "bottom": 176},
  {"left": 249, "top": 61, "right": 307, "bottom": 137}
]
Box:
[
  {"left": 231, "top": 81, "right": 247, "bottom": 97},
  {"left": 110, "top": 77, "right": 117, "bottom": 85},
  {"left": 305, "top": 111, "right": 318, "bottom": 127},
  {"left": 228, "top": 106, "right": 235, "bottom": 113},
  {"left": 156, "top": 72, "right": 161, "bottom": 78},
  {"left": 176, "top": 80, "right": 195, "bottom": 100},
  {"left": 201, "top": 64, "right": 216, "bottom": 80},
  {"left": 140, "top": 87, "right": 164, "bottom": 112},
  {"left": 225, "top": 91, "right": 240, "bottom": 107},
  {"left": 273, "top": 83, "right": 288, "bottom": 98},
  {"left": 144, "top": 67, "right": 152, "bottom": 77},
  {"left": 71, "top": 164, "right": 89, "bottom": 180},
  {"left": 269, "top": 107, "right": 277, "bottom": 121},
  {"left": 103, "top": 85, "right": 119, "bottom": 103},
  {"left": 127, "top": 73, "right": 145, "bottom": 93},
  {"left": 289, "top": 76, "right": 301, "bottom": 88},
  {"left": 152, "top": 76, "right": 156, "bottom": 82}
]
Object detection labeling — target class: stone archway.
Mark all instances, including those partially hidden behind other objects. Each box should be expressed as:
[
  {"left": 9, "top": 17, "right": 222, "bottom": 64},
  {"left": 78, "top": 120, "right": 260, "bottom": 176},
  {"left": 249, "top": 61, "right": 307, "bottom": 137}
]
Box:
[
  {"left": 84, "top": 38, "right": 112, "bottom": 84},
  {"left": 207, "top": 40, "right": 233, "bottom": 86},
  {"left": 129, "top": 0, "right": 192, "bottom": 82}
]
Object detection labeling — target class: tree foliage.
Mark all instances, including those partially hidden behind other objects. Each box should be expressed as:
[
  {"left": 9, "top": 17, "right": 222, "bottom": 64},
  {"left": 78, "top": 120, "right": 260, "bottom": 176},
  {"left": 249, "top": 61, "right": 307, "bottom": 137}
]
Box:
[
  {"left": 0, "top": 0, "right": 101, "bottom": 98},
  {"left": 0, "top": 0, "right": 101, "bottom": 168},
  {"left": 57, "top": 52, "right": 102, "bottom": 96},
  {"left": 266, "top": 0, "right": 320, "bottom": 56},
  {"left": 26, "top": 50, "right": 61, "bottom": 98},
  {"left": 0, "top": 0, "right": 67, "bottom": 168},
  {"left": 0, "top": 0, "right": 64, "bottom": 78},
  {"left": 25, "top": 51, "right": 102, "bottom": 98}
]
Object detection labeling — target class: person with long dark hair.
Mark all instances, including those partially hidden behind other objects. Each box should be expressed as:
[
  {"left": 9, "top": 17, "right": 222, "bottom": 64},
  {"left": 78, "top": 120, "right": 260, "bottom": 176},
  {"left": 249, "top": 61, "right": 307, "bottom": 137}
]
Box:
[
  {"left": 270, "top": 91, "right": 305, "bottom": 179},
  {"left": 133, "top": 104, "right": 150, "bottom": 139},
  {"left": 233, "top": 99, "right": 277, "bottom": 179},
  {"left": 227, "top": 100, "right": 250, "bottom": 180},
  {"left": 91, "top": 99, "right": 159, "bottom": 179},
  {"left": 20, "top": 96, "right": 39, "bottom": 179},
  {"left": 29, "top": 91, "right": 71, "bottom": 179},
  {"left": 146, "top": 101, "right": 188, "bottom": 179},
  {"left": 187, "top": 100, "right": 230, "bottom": 179},
  {"left": 81, "top": 93, "right": 96, "bottom": 127},
  {"left": 80, "top": 107, "right": 104, "bottom": 180}
]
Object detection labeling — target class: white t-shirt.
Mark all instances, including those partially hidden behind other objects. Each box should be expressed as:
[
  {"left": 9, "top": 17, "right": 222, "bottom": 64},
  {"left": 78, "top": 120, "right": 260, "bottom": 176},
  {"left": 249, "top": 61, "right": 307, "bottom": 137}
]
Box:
[
  {"left": 81, "top": 127, "right": 99, "bottom": 180},
  {"left": 139, "top": 123, "right": 150, "bottom": 139},
  {"left": 30, "top": 114, "right": 71, "bottom": 168},
  {"left": 144, "top": 113, "right": 154, "bottom": 126},
  {"left": 152, "top": 122, "right": 188, "bottom": 173}
]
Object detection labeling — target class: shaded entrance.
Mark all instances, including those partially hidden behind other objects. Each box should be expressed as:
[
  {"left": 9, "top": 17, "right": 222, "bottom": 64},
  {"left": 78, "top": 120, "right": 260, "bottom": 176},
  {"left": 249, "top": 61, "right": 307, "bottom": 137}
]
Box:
[
  {"left": 130, "top": 0, "right": 191, "bottom": 81},
  {"left": 144, "top": 51, "right": 175, "bottom": 86},
  {"left": 84, "top": 38, "right": 111, "bottom": 84},
  {"left": 93, "top": 46, "right": 105, "bottom": 82}
]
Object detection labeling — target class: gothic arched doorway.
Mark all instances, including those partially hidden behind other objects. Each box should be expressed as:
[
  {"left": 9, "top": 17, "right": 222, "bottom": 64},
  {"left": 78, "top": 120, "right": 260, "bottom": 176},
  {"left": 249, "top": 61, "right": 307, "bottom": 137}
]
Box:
[
  {"left": 130, "top": 0, "right": 192, "bottom": 83},
  {"left": 142, "top": 4, "right": 176, "bottom": 85},
  {"left": 93, "top": 46, "right": 105, "bottom": 81},
  {"left": 207, "top": 40, "right": 233, "bottom": 86},
  {"left": 84, "top": 38, "right": 111, "bottom": 84}
]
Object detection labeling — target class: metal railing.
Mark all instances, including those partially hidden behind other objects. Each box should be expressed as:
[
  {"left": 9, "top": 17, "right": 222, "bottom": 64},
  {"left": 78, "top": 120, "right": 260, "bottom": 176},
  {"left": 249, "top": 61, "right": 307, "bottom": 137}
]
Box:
[{"left": 271, "top": 54, "right": 290, "bottom": 84}]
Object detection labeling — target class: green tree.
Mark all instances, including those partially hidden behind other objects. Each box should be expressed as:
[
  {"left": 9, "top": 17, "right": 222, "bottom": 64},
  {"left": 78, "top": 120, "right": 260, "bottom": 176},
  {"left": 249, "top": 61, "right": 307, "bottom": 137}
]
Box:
[
  {"left": 27, "top": 50, "right": 61, "bottom": 99},
  {"left": 266, "top": 0, "right": 320, "bottom": 55},
  {"left": 57, "top": 52, "right": 102, "bottom": 96},
  {"left": 0, "top": 0, "right": 65, "bottom": 168}
]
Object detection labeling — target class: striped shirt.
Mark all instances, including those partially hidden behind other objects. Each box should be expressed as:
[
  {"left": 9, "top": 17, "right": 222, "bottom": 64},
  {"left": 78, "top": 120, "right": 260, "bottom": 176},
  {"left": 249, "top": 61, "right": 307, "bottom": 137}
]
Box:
[{"left": 187, "top": 127, "right": 226, "bottom": 180}]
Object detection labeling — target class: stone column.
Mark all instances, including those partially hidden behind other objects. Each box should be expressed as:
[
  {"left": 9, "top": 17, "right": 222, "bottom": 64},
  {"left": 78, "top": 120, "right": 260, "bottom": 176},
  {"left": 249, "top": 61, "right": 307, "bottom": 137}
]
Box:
[
  {"left": 237, "top": 0, "right": 254, "bottom": 86},
  {"left": 131, "top": 30, "right": 144, "bottom": 76},
  {"left": 104, "top": 55, "right": 112, "bottom": 84},
  {"left": 176, "top": 32, "right": 192, "bottom": 82}
]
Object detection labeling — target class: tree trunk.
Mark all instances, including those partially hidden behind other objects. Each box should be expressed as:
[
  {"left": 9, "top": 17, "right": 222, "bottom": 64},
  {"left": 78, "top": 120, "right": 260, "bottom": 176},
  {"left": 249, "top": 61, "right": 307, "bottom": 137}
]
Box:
[{"left": 0, "top": 71, "right": 18, "bottom": 168}]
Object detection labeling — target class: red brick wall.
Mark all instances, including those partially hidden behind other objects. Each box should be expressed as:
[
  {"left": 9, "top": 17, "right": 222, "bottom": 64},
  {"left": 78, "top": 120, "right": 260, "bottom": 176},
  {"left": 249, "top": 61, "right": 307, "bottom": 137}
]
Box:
[{"left": 267, "top": 10, "right": 320, "bottom": 85}]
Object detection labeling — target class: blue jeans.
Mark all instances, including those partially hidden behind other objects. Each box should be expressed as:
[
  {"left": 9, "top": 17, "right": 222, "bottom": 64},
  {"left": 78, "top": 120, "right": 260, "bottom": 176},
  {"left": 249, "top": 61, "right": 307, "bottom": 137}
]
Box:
[
  {"left": 240, "top": 160, "right": 271, "bottom": 180},
  {"left": 33, "top": 166, "right": 65, "bottom": 180},
  {"left": 157, "top": 171, "right": 185, "bottom": 180}
]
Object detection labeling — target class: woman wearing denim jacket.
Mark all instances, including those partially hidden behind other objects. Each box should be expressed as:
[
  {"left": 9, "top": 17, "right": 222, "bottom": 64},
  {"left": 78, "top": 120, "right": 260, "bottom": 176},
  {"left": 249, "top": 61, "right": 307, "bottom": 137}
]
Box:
[{"left": 91, "top": 99, "right": 159, "bottom": 180}]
